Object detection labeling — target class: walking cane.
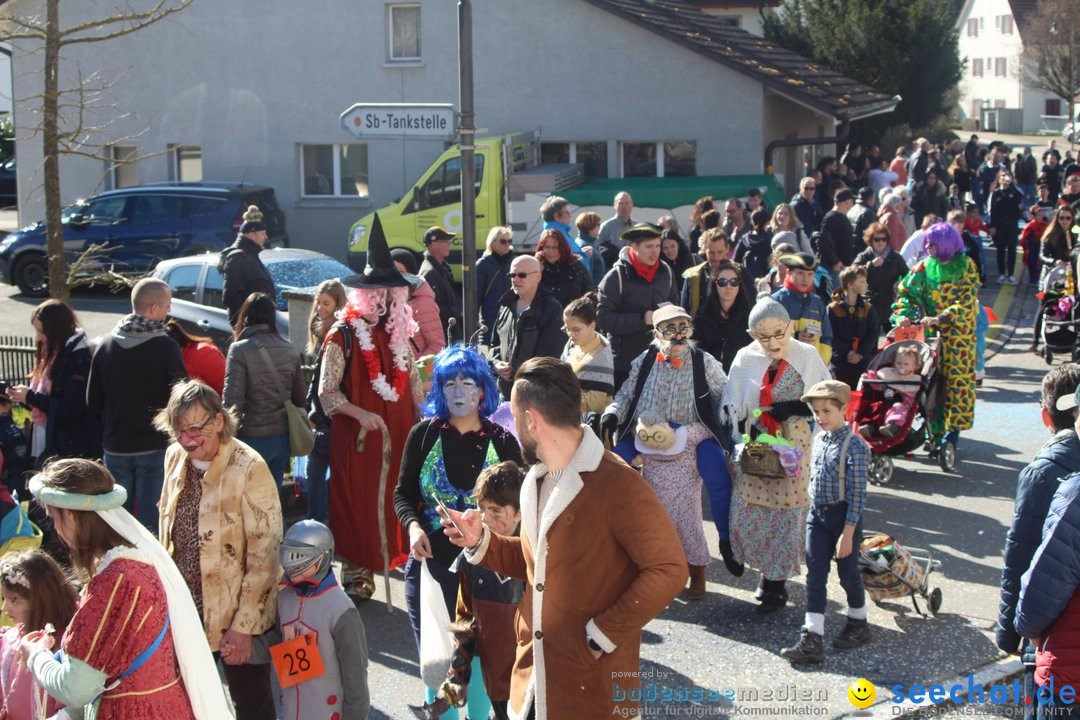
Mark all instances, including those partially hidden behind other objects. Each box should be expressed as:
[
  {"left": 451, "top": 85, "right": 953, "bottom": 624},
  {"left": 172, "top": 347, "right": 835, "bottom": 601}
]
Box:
[{"left": 357, "top": 426, "right": 394, "bottom": 613}]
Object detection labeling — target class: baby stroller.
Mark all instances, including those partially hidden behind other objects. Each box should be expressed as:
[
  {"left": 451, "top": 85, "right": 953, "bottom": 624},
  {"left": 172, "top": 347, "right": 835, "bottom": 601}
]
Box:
[
  {"left": 1037, "top": 263, "right": 1080, "bottom": 364},
  {"left": 859, "top": 532, "right": 942, "bottom": 617},
  {"left": 847, "top": 327, "right": 955, "bottom": 484}
]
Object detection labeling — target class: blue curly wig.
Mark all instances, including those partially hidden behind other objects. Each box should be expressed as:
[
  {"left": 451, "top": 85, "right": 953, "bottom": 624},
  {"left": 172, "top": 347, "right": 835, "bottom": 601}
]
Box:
[{"left": 423, "top": 345, "right": 500, "bottom": 420}]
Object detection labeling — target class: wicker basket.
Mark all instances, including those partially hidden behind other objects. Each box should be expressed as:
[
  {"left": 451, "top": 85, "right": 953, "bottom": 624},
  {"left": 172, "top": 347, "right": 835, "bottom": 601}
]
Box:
[{"left": 739, "top": 441, "right": 787, "bottom": 479}]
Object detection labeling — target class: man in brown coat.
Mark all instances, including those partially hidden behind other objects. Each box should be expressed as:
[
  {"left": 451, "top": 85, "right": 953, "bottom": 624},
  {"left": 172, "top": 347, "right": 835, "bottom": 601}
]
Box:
[{"left": 444, "top": 357, "right": 687, "bottom": 720}]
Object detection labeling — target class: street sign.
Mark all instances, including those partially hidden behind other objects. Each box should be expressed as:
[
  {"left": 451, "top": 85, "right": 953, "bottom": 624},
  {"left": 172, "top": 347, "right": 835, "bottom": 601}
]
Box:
[{"left": 340, "top": 103, "right": 456, "bottom": 140}]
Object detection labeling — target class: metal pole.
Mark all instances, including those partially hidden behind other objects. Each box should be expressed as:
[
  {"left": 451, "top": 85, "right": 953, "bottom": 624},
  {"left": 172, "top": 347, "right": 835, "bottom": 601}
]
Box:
[{"left": 458, "top": 0, "right": 477, "bottom": 343}]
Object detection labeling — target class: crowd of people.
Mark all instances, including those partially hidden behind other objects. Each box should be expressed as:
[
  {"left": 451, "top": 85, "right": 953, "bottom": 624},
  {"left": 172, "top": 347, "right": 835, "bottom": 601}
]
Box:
[{"left": 0, "top": 133, "right": 1076, "bottom": 719}]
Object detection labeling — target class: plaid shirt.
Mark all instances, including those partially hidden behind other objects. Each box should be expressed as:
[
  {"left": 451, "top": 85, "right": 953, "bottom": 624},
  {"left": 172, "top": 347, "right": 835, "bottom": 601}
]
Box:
[{"left": 809, "top": 424, "right": 869, "bottom": 525}]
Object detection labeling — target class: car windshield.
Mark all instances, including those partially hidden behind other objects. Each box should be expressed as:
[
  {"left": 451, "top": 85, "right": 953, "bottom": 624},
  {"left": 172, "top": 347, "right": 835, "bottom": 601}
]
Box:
[{"left": 266, "top": 258, "right": 351, "bottom": 289}]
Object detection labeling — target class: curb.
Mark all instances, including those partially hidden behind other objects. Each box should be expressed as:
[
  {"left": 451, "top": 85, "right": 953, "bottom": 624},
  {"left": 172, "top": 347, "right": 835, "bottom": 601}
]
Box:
[
  {"left": 834, "top": 656, "right": 1025, "bottom": 719},
  {"left": 986, "top": 271, "right": 1031, "bottom": 361}
]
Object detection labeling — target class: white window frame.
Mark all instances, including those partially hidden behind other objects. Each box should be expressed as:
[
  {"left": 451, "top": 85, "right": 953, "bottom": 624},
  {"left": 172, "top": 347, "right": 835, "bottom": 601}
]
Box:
[
  {"left": 168, "top": 144, "right": 202, "bottom": 182},
  {"left": 108, "top": 144, "right": 138, "bottom": 189},
  {"left": 299, "top": 143, "right": 370, "bottom": 198},
  {"left": 388, "top": 3, "right": 421, "bottom": 62},
  {"left": 995, "top": 57, "right": 1007, "bottom": 77},
  {"left": 972, "top": 58, "right": 983, "bottom": 77},
  {"left": 966, "top": 18, "right": 978, "bottom": 37},
  {"left": 1001, "top": 15, "right": 1013, "bottom": 34}
]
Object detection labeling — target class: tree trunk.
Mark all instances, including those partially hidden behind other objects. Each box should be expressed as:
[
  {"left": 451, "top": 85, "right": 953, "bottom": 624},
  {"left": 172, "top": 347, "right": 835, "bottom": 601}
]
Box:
[{"left": 44, "top": 0, "right": 65, "bottom": 300}]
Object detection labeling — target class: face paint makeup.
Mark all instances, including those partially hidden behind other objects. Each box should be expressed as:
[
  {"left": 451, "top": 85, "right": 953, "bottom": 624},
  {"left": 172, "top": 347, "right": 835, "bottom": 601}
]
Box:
[{"left": 444, "top": 373, "right": 481, "bottom": 418}]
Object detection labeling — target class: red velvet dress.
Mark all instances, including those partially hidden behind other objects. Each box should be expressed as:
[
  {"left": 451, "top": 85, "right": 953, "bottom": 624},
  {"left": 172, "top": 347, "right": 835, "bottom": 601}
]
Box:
[
  {"left": 327, "top": 323, "right": 416, "bottom": 571},
  {"left": 62, "top": 556, "right": 195, "bottom": 719}
]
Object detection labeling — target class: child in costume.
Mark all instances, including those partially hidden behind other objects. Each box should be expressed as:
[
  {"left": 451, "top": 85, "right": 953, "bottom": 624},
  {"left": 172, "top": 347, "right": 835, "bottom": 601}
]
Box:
[
  {"left": 827, "top": 266, "right": 879, "bottom": 389},
  {"left": 0, "top": 550, "right": 77, "bottom": 719},
  {"left": 413, "top": 461, "right": 526, "bottom": 720},
  {"left": 771, "top": 252, "right": 833, "bottom": 364},
  {"left": 781, "top": 380, "right": 871, "bottom": 663},
  {"left": 258, "top": 520, "right": 370, "bottom": 720}
]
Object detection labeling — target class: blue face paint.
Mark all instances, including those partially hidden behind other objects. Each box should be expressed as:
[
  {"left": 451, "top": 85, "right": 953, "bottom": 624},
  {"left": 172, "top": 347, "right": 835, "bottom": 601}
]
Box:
[{"left": 443, "top": 373, "right": 481, "bottom": 418}]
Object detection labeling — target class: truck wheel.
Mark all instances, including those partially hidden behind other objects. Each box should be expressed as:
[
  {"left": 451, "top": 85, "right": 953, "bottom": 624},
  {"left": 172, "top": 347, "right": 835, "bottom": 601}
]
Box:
[{"left": 14, "top": 253, "right": 49, "bottom": 297}]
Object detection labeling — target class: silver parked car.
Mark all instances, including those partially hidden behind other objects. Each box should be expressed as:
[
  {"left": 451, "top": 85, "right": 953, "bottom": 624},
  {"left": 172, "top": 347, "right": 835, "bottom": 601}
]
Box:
[{"left": 154, "top": 248, "right": 353, "bottom": 347}]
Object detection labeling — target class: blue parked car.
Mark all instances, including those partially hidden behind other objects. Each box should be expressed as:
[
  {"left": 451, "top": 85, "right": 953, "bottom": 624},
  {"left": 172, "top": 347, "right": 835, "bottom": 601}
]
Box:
[{"left": 0, "top": 182, "right": 288, "bottom": 296}]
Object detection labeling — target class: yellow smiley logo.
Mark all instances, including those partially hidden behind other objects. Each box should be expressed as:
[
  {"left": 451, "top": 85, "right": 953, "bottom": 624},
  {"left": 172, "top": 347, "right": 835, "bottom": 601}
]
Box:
[{"left": 848, "top": 678, "right": 876, "bottom": 709}]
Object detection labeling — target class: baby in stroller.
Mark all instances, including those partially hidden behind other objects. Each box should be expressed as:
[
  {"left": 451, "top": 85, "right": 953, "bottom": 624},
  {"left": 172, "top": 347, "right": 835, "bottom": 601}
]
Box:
[{"left": 857, "top": 345, "right": 922, "bottom": 439}]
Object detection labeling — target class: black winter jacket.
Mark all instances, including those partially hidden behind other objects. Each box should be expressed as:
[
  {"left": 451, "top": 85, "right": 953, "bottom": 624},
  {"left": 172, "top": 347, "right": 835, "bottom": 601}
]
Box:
[
  {"left": 733, "top": 231, "right": 773, "bottom": 279},
  {"left": 87, "top": 327, "right": 187, "bottom": 454},
  {"left": 999, "top": 429, "right": 1080, "bottom": 656},
  {"left": 827, "top": 292, "right": 879, "bottom": 387},
  {"left": 694, "top": 291, "right": 753, "bottom": 373},
  {"left": 219, "top": 236, "right": 275, "bottom": 326},
  {"left": 24, "top": 330, "right": 101, "bottom": 461},
  {"left": 815, "top": 210, "right": 856, "bottom": 268},
  {"left": 539, "top": 258, "right": 594, "bottom": 309},
  {"left": 476, "top": 252, "right": 513, "bottom": 344},
  {"left": 492, "top": 288, "right": 567, "bottom": 397},
  {"left": 597, "top": 247, "right": 680, "bottom": 374},
  {"left": 853, "top": 248, "right": 909, "bottom": 329}
]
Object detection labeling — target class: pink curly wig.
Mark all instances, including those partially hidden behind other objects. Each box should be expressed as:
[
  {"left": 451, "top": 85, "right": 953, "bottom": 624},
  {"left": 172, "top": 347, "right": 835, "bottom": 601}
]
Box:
[{"left": 342, "top": 287, "right": 418, "bottom": 352}]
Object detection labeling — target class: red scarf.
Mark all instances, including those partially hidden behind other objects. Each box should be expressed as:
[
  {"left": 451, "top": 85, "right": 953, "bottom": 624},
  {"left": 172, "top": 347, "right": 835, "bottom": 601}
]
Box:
[
  {"left": 758, "top": 360, "right": 789, "bottom": 435},
  {"left": 783, "top": 275, "right": 809, "bottom": 296},
  {"left": 628, "top": 247, "right": 659, "bottom": 283}
]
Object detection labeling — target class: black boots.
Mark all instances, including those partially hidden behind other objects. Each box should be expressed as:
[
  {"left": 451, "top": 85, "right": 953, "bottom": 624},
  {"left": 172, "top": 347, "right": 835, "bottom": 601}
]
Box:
[
  {"left": 756, "top": 579, "right": 787, "bottom": 613},
  {"left": 833, "top": 618, "right": 872, "bottom": 649},
  {"left": 717, "top": 539, "right": 745, "bottom": 577},
  {"left": 780, "top": 628, "right": 824, "bottom": 663}
]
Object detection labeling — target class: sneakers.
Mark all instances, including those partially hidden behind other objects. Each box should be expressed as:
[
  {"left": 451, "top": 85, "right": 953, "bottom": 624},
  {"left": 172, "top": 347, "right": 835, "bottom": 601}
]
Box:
[
  {"left": 878, "top": 423, "right": 900, "bottom": 439},
  {"left": 1008, "top": 276, "right": 1017, "bottom": 285},
  {"left": 780, "top": 628, "right": 824, "bottom": 664},
  {"left": 833, "top": 618, "right": 872, "bottom": 649},
  {"left": 998, "top": 274, "right": 1008, "bottom": 284},
  {"left": 858, "top": 423, "right": 875, "bottom": 439}
]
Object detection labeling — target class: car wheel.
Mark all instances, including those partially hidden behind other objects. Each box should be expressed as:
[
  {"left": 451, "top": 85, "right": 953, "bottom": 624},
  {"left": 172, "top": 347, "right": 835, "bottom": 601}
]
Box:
[{"left": 14, "top": 253, "right": 49, "bottom": 297}]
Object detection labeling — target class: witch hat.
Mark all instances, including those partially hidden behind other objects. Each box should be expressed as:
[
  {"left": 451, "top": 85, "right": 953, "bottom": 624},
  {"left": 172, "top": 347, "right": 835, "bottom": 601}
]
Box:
[{"left": 343, "top": 213, "right": 411, "bottom": 288}]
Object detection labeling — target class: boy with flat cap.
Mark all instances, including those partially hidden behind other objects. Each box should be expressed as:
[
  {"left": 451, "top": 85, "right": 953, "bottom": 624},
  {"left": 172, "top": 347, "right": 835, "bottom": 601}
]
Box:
[
  {"left": 772, "top": 252, "right": 833, "bottom": 364},
  {"left": 781, "top": 380, "right": 871, "bottom": 664}
]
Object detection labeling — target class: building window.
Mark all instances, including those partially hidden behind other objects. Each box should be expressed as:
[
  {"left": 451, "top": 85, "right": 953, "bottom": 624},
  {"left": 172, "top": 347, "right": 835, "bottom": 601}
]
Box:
[
  {"left": 972, "top": 58, "right": 984, "bottom": 77},
  {"left": 995, "top": 57, "right": 1007, "bottom": 77},
  {"left": 620, "top": 142, "right": 696, "bottom": 178},
  {"left": 966, "top": 18, "right": 978, "bottom": 37},
  {"left": 970, "top": 99, "right": 983, "bottom": 119},
  {"left": 108, "top": 145, "right": 138, "bottom": 189},
  {"left": 300, "top": 143, "right": 369, "bottom": 198},
  {"left": 541, "top": 141, "right": 608, "bottom": 179},
  {"left": 168, "top": 144, "right": 202, "bottom": 182},
  {"left": 715, "top": 16, "right": 740, "bottom": 27},
  {"left": 1000, "top": 15, "right": 1013, "bottom": 34},
  {"left": 622, "top": 142, "right": 657, "bottom": 177},
  {"left": 1047, "top": 98, "right": 1063, "bottom": 116},
  {"left": 663, "top": 141, "right": 696, "bottom": 177},
  {"left": 388, "top": 4, "right": 420, "bottom": 61}
]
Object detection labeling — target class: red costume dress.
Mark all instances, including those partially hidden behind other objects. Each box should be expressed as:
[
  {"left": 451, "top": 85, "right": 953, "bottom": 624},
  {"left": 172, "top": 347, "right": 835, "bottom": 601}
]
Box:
[
  {"left": 62, "top": 553, "right": 195, "bottom": 719},
  {"left": 325, "top": 323, "right": 416, "bottom": 572}
]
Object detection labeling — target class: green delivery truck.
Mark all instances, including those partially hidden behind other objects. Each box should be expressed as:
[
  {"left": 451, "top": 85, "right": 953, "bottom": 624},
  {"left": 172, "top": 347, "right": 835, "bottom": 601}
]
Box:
[{"left": 346, "top": 131, "right": 786, "bottom": 278}]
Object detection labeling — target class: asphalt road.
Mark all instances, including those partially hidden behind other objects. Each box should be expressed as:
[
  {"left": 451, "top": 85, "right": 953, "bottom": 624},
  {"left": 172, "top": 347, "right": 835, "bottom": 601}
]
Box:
[{"left": 0, "top": 245, "right": 1049, "bottom": 720}]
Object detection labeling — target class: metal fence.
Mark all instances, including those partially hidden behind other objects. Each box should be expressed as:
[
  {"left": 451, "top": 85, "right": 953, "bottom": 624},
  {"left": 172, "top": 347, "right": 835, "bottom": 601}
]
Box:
[{"left": 0, "top": 336, "right": 35, "bottom": 386}]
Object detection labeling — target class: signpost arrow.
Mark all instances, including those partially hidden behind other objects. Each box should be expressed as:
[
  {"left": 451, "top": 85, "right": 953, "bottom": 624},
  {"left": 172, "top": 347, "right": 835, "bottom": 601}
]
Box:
[{"left": 339, "top": 103, "right": 457, "bottom": 140}]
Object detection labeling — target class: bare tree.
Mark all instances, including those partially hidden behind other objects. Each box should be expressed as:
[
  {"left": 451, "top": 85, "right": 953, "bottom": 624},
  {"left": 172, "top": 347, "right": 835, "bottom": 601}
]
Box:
[
  {"left": 0, "top": 0, "right": 192, "bottom": 300},
  {"left": 1022, "top": 0, "right": 1080, "bottom": 149}
]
